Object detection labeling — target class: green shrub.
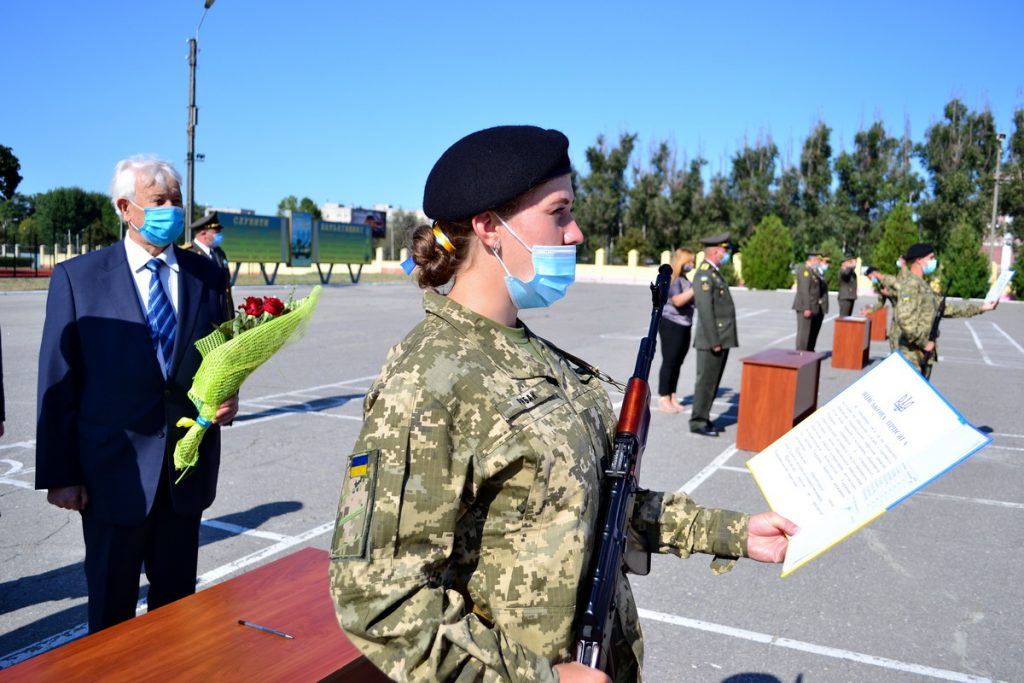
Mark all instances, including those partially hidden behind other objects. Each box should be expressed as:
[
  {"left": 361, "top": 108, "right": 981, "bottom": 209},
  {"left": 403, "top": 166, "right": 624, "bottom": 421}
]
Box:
[
  {"left": 940, "top": 222, "right": 990, "bottom": 298},
  {"left": 740, "top": 214, "right": 794, "bottom": 289}
]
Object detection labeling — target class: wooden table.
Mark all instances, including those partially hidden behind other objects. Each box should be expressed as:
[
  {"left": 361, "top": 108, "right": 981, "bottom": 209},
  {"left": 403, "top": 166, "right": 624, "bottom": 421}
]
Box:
[
  {"left": 736, "top": 349, "right": 825, "bottom": 452},
  {"left": 832, "top": 316, "right": 871, "bottom": 369},
  {"left": 1, "top": 548, "right": 390, "bottom": 682},
  {"left": 867, "top": 306, "right": 888, "bottom": 341}
]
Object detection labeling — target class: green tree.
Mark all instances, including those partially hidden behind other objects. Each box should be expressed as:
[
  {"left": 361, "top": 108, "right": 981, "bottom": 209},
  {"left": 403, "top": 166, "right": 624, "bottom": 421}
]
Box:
[
  {"left": 834, "top": 121, "right": 895, "bottom": 254},
  {"left": 614, "top": 227, "right": 655, "bottom": 262},
  {"left": 697, "top": 173, "right": 732, "bottom": 235},
  {"left": 871, "top": 203, "right": 918, "bottom": 275},
  {"left": 740, "top": 214, "right": 794, "bottom": 290},
  {"left": 0, "top": 144, "right": 23, "bottom": 201},
  {"left": 820, "top": 237, "right": 844, "bottom": 291},
  {"left": 667, "top": 157, "right": 707, "bottom": 246},
  {"left": 940, "top": 222, "right": 990, "bottom": 298},
  {"left": 625, "top": 141, "right": 675, "bottom": 254},
  {"left": 997, "top": 108, "right": 1024, "bottom": 242},
  {"left": 33, "top": 187, "right": 113, "bottom": 248},
  {"left": 729, "top": 136, "right": 778, "bottom": 239},
  {"left": 387, "top": 208, "right": 421, "bottom": 259},
  {"left": 277, "top": 195, "right": 322, "bottom": 220},
  {"left": 575, "top": 133, "right": 636, "bottom": 260}
]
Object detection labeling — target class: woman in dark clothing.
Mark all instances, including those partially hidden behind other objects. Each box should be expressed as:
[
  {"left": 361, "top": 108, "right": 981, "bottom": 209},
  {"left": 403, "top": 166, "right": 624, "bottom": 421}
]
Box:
[{"left": 656, "top": 248, "right": 696, "bottom": 413}]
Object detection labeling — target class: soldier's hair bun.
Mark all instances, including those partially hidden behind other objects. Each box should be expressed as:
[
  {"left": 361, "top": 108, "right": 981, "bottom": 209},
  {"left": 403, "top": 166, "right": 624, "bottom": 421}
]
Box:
[{"left": 408, "top": 221, "right": 473, "bottom": 289}]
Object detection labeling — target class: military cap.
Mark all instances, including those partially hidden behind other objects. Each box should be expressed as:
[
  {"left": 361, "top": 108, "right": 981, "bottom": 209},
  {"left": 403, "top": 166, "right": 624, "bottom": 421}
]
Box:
[
  {"left": 904, "top": 242, "right": 935, "bottom": 262},
  {"left": 423, "top": 125, "right": 571, "bottom": 221},
  {"left": 189, "top": 211, "right": 222, "bottom": 232},
  {"left": 805, "top": 247, "right": 825, "bottom": 258},
  {"left": 699, "top": 232, "right": 732, "bottom": 248},
  {"left": 862, "top": 265, "right": 880, "bottom": 276}
]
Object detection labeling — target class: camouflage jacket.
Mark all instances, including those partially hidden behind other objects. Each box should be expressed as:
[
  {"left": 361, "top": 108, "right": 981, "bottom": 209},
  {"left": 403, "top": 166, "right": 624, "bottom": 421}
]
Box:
[
  {"left": 329, "top": 292, "right": 749, "bottom": 683},
  {"left": 864, "top": 273, "right": 901, "bottom": 314},
  {"left": 894, "top": 272, "right": 984, "bottom": 359},
  {"left": 692, "top": 261, "right": 738, "bottom": 349}
]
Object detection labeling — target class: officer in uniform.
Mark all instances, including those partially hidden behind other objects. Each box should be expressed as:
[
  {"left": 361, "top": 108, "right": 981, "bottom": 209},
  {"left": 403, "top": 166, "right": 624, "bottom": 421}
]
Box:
[
  {"left": 186, "top": 211, "right": 234, "bottom": 318},
  {"left": 689, "top": 233, "right": 737, "bottom": 437},
  {"left": 792, "top": 249, "right": 828, "bottom": 351},
  {"left": 893, "top": 242, "right": 996, "bottom": 380},
  {"left": 837, "top": 255, "right": 859, "bottom": 317},
  {"left": 328, "top": 128, "right": 795, "bottom": 683}
]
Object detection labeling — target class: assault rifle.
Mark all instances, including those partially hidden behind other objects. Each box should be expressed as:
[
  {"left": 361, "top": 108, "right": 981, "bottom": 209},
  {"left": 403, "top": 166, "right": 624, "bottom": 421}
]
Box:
[
  {"left": 920, "top": 295, "right": 946, "bottom": 376},
  {"left": 574, "top": 263, "right": 671, "bottom": 673}
]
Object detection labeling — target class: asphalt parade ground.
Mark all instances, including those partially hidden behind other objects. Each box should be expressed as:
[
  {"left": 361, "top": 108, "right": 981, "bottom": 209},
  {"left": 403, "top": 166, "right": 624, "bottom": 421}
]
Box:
[{"left": 1, "top": 281, "right": 1022, "bottom": 682}]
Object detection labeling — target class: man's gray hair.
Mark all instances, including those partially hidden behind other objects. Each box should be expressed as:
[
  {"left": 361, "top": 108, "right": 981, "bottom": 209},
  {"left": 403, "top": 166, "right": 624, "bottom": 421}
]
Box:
[{"left": 109, "top": 156, "right": 182, "bottom": 219}]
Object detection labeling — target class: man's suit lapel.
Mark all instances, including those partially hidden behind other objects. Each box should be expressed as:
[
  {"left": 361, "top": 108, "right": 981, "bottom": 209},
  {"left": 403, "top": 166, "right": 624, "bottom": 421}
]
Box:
[
  {"left": 172, "top": 247, "right": 203, "bottom": 376},
  {"left": 102, "top": 243, "right": 164, "bottom": 378}
]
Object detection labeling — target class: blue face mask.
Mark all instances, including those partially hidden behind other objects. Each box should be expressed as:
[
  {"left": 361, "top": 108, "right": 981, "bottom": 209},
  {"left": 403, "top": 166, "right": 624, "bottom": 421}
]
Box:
[
  {"left": 129, "top": 202, "right": 185, "bottom": 247},
  {"left": 493, "top": 214, "right": 576, "bottom": 309},
  {"left": 719, "top": 251, "right": 731, "bottom": 266},
  {"left": 818, "top": 263, "right": 829, "bottom": 274},
  {"left": 923, "top": 258, "right": 938, "bottom": 275},
  {"left": 210, "top": 232, "right": 224, "bottom": 248}
]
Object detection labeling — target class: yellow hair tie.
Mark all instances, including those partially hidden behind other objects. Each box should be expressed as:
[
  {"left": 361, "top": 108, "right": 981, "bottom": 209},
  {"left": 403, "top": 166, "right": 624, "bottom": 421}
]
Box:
[{"left": 432, "top": 226, "right": 456, "bottom": 254}]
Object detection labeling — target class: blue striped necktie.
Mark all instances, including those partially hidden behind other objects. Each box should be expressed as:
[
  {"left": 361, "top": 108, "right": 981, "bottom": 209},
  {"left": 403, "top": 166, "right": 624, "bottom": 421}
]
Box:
[{"left": 144, "top": 259, "right": 176, "bottom": 373}]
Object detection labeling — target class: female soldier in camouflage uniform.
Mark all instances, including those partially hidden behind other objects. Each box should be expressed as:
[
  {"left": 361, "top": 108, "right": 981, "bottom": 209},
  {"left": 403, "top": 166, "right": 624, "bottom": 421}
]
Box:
[{"left": 329, "top": 126, "right": 795, "bottom": 683}]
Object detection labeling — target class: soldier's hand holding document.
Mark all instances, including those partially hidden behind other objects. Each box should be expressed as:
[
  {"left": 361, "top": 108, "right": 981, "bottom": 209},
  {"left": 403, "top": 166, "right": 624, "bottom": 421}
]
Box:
[{"left": 747, "top": 352, "right": 991, "bottom": 576}]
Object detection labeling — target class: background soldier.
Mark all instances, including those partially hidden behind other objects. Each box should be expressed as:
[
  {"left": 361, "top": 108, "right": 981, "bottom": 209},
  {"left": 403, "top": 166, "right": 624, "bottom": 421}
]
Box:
[
  {"left": 893, "top": 242, "right": 997, "bottom": 380},
  {"left": 689, "top": 233, "right": 737, "bottom": 437},
  {"left": 792, "top": 249, "right": 828, "bottom": 351},
  {"left": 838, "top": 255, "right": 858, "bottom": 317},
  {"left": 187, "top": 211, "right": 234, "bottom": 318}
]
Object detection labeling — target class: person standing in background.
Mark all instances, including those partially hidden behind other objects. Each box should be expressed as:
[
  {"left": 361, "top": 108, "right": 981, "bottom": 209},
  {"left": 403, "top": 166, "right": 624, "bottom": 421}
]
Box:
[
  {"left": 793, "top": 249, "right": 828, "bottom": 351},
  {"left": 689, "top": 234, "right": 737, "bottom": 437},
  {"left": 186, "top": 211, "right": 234, "bottom": 319},
  {"left": 838, "top": 255, "right": 858, "bottom": 317},
  {"left": 656, "top": 248, "right": 696, "bottom": 414}
]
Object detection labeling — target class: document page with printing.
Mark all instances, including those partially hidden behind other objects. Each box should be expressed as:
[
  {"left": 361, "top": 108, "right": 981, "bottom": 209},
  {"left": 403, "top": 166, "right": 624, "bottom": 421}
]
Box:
[
  {"left": 984, "top": 269, "right": 1014, "bottom": 304},
  {"left": 747, "top": 352, "right": 991, "bottom": 576}
]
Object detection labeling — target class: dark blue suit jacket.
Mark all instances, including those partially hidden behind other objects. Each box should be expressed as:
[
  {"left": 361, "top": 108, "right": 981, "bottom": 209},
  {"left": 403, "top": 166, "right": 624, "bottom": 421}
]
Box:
[{"left": 35, "top": 243, "right": 229, "bottom": 525}]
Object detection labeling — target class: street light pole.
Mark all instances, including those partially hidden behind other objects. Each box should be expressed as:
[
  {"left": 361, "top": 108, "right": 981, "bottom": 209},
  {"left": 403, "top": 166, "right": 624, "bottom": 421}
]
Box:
[
  {"left": 185, "top": 0, "right": 215, "bottom": 231},
  {"left": 988, "top": 132, "right": 1006, "bottom": 263}
]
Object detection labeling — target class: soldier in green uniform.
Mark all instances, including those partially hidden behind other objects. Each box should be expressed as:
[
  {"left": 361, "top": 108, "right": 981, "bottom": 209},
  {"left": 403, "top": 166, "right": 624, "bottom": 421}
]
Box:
[
  {"left": 185, "top": 211, "right": 234, "bottom": 318},
  {"left": 893, "top": 243, "right": 997, "bottom": 380},
  {"left": 792, "top": 249, "right": 829, "bottom": 351},
  {"left": 837, "top": 255, "right": 859, "bottom": 317},
  {"left": 688, "top": 234, "right": 737, "bottom": 437},
  {"left": 328, "top": 127, "right": 796, "bottom": 683}
]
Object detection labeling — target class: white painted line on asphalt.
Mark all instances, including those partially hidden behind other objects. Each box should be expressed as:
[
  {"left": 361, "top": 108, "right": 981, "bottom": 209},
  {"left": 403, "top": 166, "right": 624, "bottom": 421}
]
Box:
[
  {"left": 990, "top": 322, "right": 1024, "bottom": 355},
  {"left": 718, "top": 465, "right": 749, "bottom": 474},
  {"left": 201, "top": 518, "right": 291, "bottom": 541},
  {"left": 991, "top": 432, "right": 1024, "bottom": 439},
  {"left": 679, "top": 445, "right": 738, "bottom": 494},
  {"left": 765, "top": 314, "right": 840, "bottom": 348},
  {"left": 735, "top": 308, "right": 770, "bottom": 320},
  {"left": 916, "top": 491, "right": 1024, "bottom": 511},
  {"left": 0, "top": 477, "right": 33, "bottom": 490},
  {"left": 0, "top": 440, "right": 35, "bottom": 451},
  {"left": 637, "top": 608, "right": 1001, "bottom": 683},
  {"left": 244, "top": 375, "right": 378, "bottom": 403},
  {"left": 988, "top": 445, "right": 1024, "bottom": 452},
  {"left": 0, "top": 624, "right": 89, "bottom": 670},
  {"left": 963, "top": 321, "right": 994, "bottom": 366}
]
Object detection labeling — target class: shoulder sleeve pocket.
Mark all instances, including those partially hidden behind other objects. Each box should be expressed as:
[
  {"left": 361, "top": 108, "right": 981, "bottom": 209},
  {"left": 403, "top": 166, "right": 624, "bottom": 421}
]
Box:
[{"left": 330, "top": 449, "right": 380, "bottom": 561}]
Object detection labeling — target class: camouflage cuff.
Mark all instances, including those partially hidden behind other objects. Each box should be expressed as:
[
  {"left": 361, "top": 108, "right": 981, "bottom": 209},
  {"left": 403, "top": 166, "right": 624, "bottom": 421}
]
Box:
[{"left": 706, "top": 510, "right": 748, "bottom": 574}]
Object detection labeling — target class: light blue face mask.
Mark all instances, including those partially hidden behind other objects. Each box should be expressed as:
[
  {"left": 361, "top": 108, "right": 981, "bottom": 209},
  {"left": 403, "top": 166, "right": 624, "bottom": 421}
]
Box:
[
  {"left": 129, "top": 201, "right": 185, "bottom": 247},
  {"left": 923, "top": 258, "right": 938, "bottom": 275},
  {"left": 493, "top": 214, "right": 577, "bottom": 309},
  {"left": 818, "top": 263, "right": 829, "bottom": 274},
  {"left": 210, "top": 232, "right": 224, "bottom": 248},
  {"left": 719, "top": 251, "right": 731, "bottom": 266}
]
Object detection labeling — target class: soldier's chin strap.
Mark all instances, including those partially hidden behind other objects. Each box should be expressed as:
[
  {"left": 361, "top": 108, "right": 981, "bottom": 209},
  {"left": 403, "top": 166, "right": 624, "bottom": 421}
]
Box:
[{"left": 533, "top": 335, "right": 628, "bottom": 394}]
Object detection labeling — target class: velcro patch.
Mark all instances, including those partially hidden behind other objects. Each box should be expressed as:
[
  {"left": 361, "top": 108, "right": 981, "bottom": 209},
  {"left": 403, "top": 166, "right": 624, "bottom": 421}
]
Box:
[{"left": 330, "top": 449, "right": 379, "bottom": 560}]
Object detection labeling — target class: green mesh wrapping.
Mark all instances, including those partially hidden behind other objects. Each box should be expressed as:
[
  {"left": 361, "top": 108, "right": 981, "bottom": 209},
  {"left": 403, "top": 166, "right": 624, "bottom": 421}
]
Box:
[{"left": 173, "top": 286, "right": 322, "bottom": 481}]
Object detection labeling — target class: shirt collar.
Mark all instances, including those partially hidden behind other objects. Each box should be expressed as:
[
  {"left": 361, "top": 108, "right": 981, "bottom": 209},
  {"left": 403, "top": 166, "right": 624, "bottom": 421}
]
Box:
[
  {"left": 193, "top": 239, "right": 212, "bottom": 256},
  {"left": 123, "top": 232, "right": 180, "bottom": 274}
]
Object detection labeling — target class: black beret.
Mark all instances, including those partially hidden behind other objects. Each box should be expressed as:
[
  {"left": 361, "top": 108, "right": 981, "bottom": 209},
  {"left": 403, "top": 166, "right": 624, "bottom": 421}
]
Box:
[
  {"left": 189, "top": 211, "right": 221, "bottom": 232},
  {"left": 423, "top": 125, "right": 571, "bottom": 222},
  {"left": 904, "top": 242, "right": 934, "bottom": 262},
  {"left": 700, "top": 232, "right": 732, "bottom": 248}
]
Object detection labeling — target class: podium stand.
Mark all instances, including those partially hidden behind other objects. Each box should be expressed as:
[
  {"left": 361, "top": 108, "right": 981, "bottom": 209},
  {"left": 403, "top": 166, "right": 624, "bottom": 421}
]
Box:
[
  {"left": 1, "top": 548, "right": 390, "bottom": 683},
  {"left": 867, "top": 307, "right": 888, "bottom": 341},
  {"left": 736, "top": 349, "right": 825, "bottom": 453},
  {"left": 832, "top": 317, "right": 871, "bottom": 369}
]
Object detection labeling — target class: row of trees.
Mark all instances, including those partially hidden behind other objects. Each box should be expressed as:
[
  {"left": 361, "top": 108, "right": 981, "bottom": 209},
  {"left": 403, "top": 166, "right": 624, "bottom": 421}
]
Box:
[{"left": 571, "top": 99, "right": 1023, "bottom": 277}]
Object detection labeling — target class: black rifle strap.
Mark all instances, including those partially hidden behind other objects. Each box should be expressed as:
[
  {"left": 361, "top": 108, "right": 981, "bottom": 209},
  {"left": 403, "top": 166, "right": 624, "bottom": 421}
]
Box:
[{"left": 534, "top": 335, "right": 628, "bottom": 394}]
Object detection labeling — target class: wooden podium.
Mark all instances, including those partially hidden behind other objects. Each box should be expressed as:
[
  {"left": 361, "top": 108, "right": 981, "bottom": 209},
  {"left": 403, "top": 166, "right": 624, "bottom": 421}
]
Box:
[
  {"left": 1, "top": 548, "right": 391, "bottom": 682},
  {"left": 832, "top": 317, "right": 871, "bottom": 370},
  {"left": 867, "top": 307, "right": 888, "bottom": 341},
  {"left": 736, "top": 349, "right": 825, "bottom": 452}
]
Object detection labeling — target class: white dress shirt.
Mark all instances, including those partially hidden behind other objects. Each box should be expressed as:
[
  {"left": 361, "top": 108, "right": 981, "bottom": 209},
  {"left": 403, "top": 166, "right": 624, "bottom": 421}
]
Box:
[{"left": 123, "top": 234, "right": 180, "bottom": 374}]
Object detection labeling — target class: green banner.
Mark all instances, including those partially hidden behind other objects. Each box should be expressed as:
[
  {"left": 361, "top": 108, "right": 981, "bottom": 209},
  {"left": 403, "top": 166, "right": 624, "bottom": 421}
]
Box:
[
  {"left": 220, "top": 214, "right": 287, "bottom": 263},
  {"left": 314, "top": 222, "right": 373, "bottom": 264}
]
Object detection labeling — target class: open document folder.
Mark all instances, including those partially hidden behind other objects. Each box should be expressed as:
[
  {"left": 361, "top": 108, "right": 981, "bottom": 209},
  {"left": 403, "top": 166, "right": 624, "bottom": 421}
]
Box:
[{"left": 747, "top": 352, "right": 991, "bottom": 577}]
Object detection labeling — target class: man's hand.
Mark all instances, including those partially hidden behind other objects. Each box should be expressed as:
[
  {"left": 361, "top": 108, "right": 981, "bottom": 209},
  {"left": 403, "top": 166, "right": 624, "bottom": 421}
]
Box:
[
  {"left": 214, "top": 394, "right": 239, "bottom": 424},
  {"left": 553, "top": 663, "right": 611, "bottom": 683},
  {"left": 746, "top": 511, "right": 798, "bottom": 563},
  {"left": 803, "top": 309, "right": 812, "bottom": 318},
  {"left": 712, "top": 345, "right": 722, "bottom": 353},
  {"left": 924, "top": 341, "right": 935, "bottom": 353},
  {"left": 47, "top": 485, "right": 89, "bottom": 511},
  {"left": 981, "top": 300, "right": 998, "bottom": 312}
]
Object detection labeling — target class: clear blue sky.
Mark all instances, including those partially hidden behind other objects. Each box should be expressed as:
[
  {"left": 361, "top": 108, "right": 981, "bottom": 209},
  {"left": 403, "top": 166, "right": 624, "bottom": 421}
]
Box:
[{"left": 2, "top": 1, "right": 1022, "bottom": 216}]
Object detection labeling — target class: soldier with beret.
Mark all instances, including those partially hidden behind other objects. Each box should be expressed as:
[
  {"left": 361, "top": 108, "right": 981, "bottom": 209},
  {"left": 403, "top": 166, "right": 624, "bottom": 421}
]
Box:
[
  {"left": 689, "top": 234, "right": 737, "bottom": 437},
  {"left": 328, "top": 126, "right": 795, "bottom": 683},
  {"left": 837, "top": 255, "right": 859, "bottom": 317},
  {"left": 792, "top": 249, "right": 829, "bottom": 351},
  {"left": 186, "top": 211, "right": 234, "bottom": 318},
  {"left": 893, "top": 242, "right": 996, "bottom": 380}
]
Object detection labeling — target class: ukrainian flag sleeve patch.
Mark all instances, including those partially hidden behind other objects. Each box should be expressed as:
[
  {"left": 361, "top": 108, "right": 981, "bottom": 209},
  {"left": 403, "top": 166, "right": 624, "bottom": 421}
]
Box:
[{"left": 330, "top": 449, "right": 379, "bottom": 560}]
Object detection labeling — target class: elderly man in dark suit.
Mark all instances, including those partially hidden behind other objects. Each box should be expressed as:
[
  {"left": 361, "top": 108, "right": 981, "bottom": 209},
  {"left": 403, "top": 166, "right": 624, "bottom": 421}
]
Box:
[{"left": 35, "top": 156, "right": 237, "bottom": 633}]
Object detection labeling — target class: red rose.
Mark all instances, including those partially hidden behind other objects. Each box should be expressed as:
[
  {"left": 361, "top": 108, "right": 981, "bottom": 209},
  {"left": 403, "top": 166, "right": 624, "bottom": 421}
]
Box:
[
  {"left": 240, "top": 296, "right": 264, "bottom": 316},
  {"left": 263, "top": 297, "right": 285, "bottom": 316}
]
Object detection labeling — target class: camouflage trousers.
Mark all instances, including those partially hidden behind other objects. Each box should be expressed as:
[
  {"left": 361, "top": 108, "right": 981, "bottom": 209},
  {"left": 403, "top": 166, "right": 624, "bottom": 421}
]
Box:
[{"left": 897, "top": 344, "right": 934, "bottom": 380}]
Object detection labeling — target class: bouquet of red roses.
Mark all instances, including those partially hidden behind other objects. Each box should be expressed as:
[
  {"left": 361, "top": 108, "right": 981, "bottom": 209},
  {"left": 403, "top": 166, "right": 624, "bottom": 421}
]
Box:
[{"left": 173, "top": 286, "right": 322, "bottom": 481}]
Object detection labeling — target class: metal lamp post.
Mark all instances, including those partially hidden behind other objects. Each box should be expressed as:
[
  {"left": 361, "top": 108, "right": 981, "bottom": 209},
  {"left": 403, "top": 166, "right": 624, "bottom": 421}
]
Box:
[
  {"left": 185, "top": 0, "right": 215, "bottom": 230},
  {"left": 988, "top": 132, "right": 1006, "bottom": 263}
]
